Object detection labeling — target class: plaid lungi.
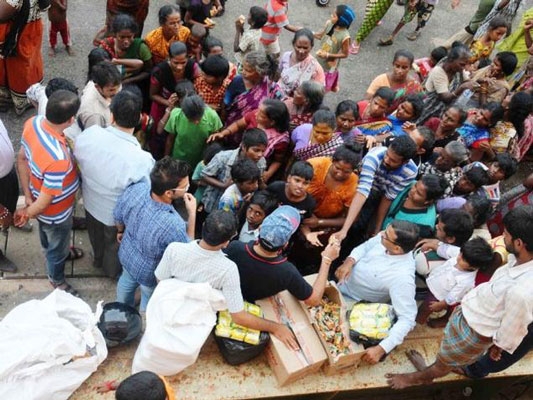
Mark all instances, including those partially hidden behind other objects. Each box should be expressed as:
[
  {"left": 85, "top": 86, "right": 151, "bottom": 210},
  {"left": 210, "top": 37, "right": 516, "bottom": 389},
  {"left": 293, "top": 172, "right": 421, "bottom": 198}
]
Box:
[{"left": 436, "top": 306, "right": 492, "bottom": 367}]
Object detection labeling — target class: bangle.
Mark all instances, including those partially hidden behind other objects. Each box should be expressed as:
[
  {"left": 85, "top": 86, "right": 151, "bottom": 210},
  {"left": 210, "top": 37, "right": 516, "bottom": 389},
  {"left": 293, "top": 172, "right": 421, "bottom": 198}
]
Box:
[
  {"left": 318, "top": 219, "right": 323, "bottom": 226},
  {"left": 322, "top": 255, "right": 333, "bottom": 262}
]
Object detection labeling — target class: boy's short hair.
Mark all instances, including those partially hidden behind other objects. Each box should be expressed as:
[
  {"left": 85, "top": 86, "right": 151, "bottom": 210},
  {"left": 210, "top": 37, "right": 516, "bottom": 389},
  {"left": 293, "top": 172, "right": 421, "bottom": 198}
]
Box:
[
  {"left": 439, "top": 209, "right": 474, "bottom": 247},
  {"left": 494, "top": 153, "right": 518, "bottom": 179},
  {"left": 91, "top": 61, "right": 122, "bottom": 88},
  {"left": 416, "top": 126, "right": 436, "bottom": 153},
  {"left": 115, "top": 371, "right": 166, "bottom": 400},
  {"left": 181, "top": 94, "right": 205, "bottom": 121},
  {"left": 495, "top": 52, "right": 518, "bottom": 76},
  {"left": 374, "top": 86, "right": 396, "bottom": 106},
  {"left": 174, "top": 79, "right": 196, "bottom": 102},
  {"left": 390, "top": 220, "right": 420, "bottom": 253},
  {"left": 461, "top": 237, "right": 493, "bottom": 271},
  {"left": 463, "top": 194, "right": 492, "bottom": 228},
  {"left": 231, "top": 158, "right": 261, "bottom": 183},
  {"left": 242, "top": 128, "right": 268, "bottom": 148},
  {"left": 464, "top": 166, "right": 490, "bottom": 189},
  {"left": 201, "top": 55, "right": 230, "bottom": 78},
  {"left": 191, "top": 23, "right": 207, "bottom": 38},
  {"left": 430, "top": 46, "right": 447, "bottom": 64},
  {"left": 202, "top": 210, "right": 238, "bottom": 246},
  {"left": 289, "top": 160, "right": 314, "bottom": 181},
  {"left": 45, "top": 78, "right": 78, "bottom": 98},
  {"left": 202, "top": 141, "right": 223, "bottom": 165},
  {"left": 249, "top": 6, "right": 268, "bottom": 29},
  {"left": 420, "top": 174, "right": 446, "bottom": 202},
  {"left": 250, "top": 189, "right": 278, "bottom": 217}
]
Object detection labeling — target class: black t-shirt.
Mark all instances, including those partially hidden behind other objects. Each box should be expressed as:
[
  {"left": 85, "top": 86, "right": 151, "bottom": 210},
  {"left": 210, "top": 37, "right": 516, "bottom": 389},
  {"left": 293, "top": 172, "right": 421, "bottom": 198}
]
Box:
[
  {"left": 224, "top": 241, "right": 313, "bottom": 302},
  {"left": 267, "top": 181, "right": 316, "bottom": 220}
]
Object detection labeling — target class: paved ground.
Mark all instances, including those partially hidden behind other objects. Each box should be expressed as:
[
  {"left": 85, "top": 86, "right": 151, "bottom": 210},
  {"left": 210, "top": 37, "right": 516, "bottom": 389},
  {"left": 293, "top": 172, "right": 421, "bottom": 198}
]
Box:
[{"left": 1, "top": 0, "right": 533, "bottom": 399}]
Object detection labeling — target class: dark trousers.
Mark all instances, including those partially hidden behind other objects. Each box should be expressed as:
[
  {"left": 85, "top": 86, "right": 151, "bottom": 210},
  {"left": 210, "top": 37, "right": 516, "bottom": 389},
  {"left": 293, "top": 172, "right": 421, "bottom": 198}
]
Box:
[
  {"left": 0, "top": 167, "right": 19, "bottom": 212},
  {"left": 464, "top": 323, "right": 533, "bottom": 379},
  {"left": 86, "top": 210, "right": 121, "bottom": 279}
]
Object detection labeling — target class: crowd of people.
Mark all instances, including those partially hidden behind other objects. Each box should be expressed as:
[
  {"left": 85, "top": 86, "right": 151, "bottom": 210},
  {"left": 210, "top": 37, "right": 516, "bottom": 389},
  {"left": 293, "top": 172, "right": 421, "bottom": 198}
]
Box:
[{"left": 0, "top": 0, "right": 533, "bottom": 397}]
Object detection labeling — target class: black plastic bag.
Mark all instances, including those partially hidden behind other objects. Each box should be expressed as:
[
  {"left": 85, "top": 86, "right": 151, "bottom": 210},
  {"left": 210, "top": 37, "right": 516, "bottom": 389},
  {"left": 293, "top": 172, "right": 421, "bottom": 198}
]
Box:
[{"left": 214, "top": 331, "right": 270, "bottom": 365}]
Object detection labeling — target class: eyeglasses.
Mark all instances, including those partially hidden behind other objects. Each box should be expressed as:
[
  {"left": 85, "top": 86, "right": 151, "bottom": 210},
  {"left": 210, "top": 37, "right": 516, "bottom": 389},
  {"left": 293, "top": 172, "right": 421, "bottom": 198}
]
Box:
[
  {"left": 171, "top": 183, "right": 190, "bottom": 193},
  {"left": 381, "top": 230, "right": 399, "bottom": 246}
]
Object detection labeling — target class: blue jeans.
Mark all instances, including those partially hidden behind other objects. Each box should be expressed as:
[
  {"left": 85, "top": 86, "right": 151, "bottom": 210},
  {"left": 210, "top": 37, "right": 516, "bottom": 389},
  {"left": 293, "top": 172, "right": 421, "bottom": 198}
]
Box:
[
  {"left": 38, "top": 217, "right": 72, "bottom": 284},
  {"left": 464, "top": 322, "right": 533, "bottom": 379},
  {"left": 116, "top": 267, "right": 155, "bottom": 311}
]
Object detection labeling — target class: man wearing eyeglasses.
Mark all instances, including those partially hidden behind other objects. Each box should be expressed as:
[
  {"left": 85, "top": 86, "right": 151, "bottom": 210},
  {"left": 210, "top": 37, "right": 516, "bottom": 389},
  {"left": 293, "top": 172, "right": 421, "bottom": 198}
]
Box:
[
  {"left": 74, "top": 90, "right": 154, "bottom": 279},
  {"left": 113, "top": 157, "right": 196, "bottom": 311},
  {"left": 335, "top": 219, "right": 420, "bottom": 365}
]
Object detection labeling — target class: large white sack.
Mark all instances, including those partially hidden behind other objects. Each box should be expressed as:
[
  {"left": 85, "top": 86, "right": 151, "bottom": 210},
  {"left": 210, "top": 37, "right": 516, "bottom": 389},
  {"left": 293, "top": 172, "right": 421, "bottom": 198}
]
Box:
[
  {"left": 132, "top": 279, "right": 227, "bottom": 376},
  {"left": 0, "top": 290, "right": 107, "bottom": 400}
]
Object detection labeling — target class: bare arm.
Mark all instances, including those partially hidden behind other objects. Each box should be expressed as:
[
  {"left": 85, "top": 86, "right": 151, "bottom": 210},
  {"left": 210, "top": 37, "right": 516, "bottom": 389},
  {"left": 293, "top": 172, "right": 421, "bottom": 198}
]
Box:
[
  {"left": 233, "top": 19, "right": 244, "bottom": 53},
  {"left": 304, "top": 242, "right": 340, "bottom": 306},
  {"left": 335, "top": 192, "right": 367, "bottom": 241},
  {"left": 0, "top": 2, "right": 17, "bottom": 23},
  {"left": 14, "top": 193, "right": 54, "bottom": 227},
  {"left": 371, "top": 197, "right": 392, "bottom": 235},
  {"left": 201, "top": 175, "right": 232, "bottom": 190}
]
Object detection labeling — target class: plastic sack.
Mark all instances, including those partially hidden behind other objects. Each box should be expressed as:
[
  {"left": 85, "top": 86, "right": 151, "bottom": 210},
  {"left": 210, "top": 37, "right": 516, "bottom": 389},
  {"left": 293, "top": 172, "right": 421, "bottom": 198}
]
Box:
[
  {"left": 214, "top": 331, "right": 270, "bottom": 365},
  {"left": 0, "top": 289, "right": 107, "bottom": 400},
  {"left": 348, "top": 303, "right": 397, "bottom": 348},
  {"left": 132, "top": 279, "right": 227, "bottom": 376}
]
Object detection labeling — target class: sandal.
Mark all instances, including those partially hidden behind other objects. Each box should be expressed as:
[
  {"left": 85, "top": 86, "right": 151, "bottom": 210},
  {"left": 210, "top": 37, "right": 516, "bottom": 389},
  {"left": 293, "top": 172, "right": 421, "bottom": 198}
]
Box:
[
  {"left": 349, "top": 41, "right": 360, "bottom": 55},
  {"left": 66, "top": 246, "right": 84, "bottom": 261},
  {"left": 407, "top": 31, "right": 420, "bottom": 41},
  {"left": 50, "top": 281, "right": 80, "bottom": 297},
  {"left": 378, "top": 37, "right": 394, "bottom": 46}
]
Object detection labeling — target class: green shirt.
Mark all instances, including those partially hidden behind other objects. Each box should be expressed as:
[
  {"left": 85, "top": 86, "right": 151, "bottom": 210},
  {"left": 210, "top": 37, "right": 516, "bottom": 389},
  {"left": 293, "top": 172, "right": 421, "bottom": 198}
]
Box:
[{"left": 165, "top": 107, "right": 223, "bottom": 169}]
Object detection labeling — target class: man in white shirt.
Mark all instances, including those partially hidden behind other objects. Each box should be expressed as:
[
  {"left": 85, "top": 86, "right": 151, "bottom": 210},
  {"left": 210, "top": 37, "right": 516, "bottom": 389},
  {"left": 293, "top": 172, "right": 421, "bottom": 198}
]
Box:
[
  {"left": 386, "top": 205, "right": 533, "bottom": 389},
  {"left": 155, "top": 210, "right": 299, "bottom": 350},
  {"left": 335, "top": 220, "right": 420, "bottom": 365},
  {"left": 75, "top": 89, "right": 154, "bottom": 278}
]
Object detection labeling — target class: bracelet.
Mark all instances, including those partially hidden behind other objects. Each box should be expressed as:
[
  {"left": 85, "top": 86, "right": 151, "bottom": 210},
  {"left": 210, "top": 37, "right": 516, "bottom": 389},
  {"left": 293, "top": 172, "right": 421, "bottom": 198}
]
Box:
[
  {"left": 322, "top": 255, "right": 333, "bottom": 262},
  {"left": 0, "top": 207, "right": 9, "bottom": 220}
]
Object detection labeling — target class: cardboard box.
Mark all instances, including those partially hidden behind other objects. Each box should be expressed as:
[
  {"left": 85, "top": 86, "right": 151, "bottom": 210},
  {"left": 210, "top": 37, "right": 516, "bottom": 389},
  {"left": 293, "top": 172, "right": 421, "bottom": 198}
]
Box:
[
  {"left": 303, "top": 275, "right": 366, "bottom": 375},
  {"left": 257, "top": 291, "right": 327, "bottom": 386}
]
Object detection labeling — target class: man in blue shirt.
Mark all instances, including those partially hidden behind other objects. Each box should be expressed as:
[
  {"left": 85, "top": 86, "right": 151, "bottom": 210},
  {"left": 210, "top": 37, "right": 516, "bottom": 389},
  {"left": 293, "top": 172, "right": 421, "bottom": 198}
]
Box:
[{"left": 114, "top": 157, "right": 196, "bottom": 310}]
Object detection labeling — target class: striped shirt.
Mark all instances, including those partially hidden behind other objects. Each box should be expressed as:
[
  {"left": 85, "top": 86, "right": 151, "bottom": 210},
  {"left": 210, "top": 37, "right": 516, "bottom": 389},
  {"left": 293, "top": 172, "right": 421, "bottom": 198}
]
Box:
[
  {"left": 260, "top": 0, "right": 289, "bottom": 46},
  {"left": 21, "top": 116, "right": 79, "bottom": 224},
  {"left": 357, "top": 147, "right": 418, "bottom": 200}
]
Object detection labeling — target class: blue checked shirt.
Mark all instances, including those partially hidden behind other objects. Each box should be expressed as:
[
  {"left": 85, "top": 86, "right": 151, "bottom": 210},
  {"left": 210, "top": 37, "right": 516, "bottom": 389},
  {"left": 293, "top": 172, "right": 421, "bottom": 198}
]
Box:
[{"left": 114, "top": 181, "right": 190, "bottom": 287}]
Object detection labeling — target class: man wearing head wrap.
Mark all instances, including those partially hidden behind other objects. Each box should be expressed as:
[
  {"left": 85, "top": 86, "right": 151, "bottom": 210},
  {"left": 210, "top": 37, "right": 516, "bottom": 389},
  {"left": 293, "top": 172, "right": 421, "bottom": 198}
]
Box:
[{"left": 224, "top": 205, "right": 340, "bottom": 305}]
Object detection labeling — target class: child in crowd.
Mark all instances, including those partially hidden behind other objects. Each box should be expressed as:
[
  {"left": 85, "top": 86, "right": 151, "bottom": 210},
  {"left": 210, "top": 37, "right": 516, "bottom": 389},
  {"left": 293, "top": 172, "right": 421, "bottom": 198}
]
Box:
[
  {"left": 164, "top": 94, "right": 223, "bottom": 172},
  {"left": 201, "top": 128, "right": 268, "bottom": 214},
  {"left": 379, "top": 0, "right": 438, "bottom": 46},
  {"left": 238, "top": 190, "right": 278, "bottom": 243},
  {"left": 187, "top": 24, "right": 207, "bottom": 62},
  {"left": 218, "top": 158, "right": 261, "bottom": 214},
  {"left": 468, "top": 16, "right": 508, "bottom": 65},
  {"left": 26, "top": 77, "right": 78, "bottom": 116},
  {"left": 96, "top": 371, "right": 175, "bottom": 400},
  {"left": 355, "top": 86, "right": 395, "bottom": 137},
  {"left": 234, "top": 6, "right": 268, "bottom": 68},
  {"left": 48, "top": 0, "right": 73, "bottom": 56},
  {"left": 417, "top": 237, "right": 493, "bottom": 327},
  {"left": 472, "top": 154, "right": 518, "bottom": 207},
  {"left": 413, "top": 46, "right": 447, "bottom": 81},
  {"left": 314, "top": 5, "right": 355, "bottom": 92},
  {"left": 456, "top": 102, "right": 504, "bottom": 162},
  {"left": 194, "top": 54, "right": 230, "bottom": 114},
  {"left": 260, "top": 0, "right": 301, "bottom": 58},
  {"left": 193, "top": 142, "right": 224, "bottom": 207},
  {"left": 447, "top": 165, "right": 490, "bottom": 200},
  {"left": 202, "top": 36, "right": 238, "bottom": 79}
]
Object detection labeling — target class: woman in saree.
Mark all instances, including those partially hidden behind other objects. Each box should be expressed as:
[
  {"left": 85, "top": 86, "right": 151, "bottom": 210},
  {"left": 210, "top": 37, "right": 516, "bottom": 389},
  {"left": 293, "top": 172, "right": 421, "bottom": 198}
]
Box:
[
  {"left": 365, "top": 49, "right": 423, "bottom": 112},
  {"left": 278, "top": 28, "right": 325, "bottom": 98},
  {"left": 415, "top": 45, "right": 471, "bottom": 125},
  {"left": 0, "top": 0, "right": 46, "bottom": 114},
  {"left": 284, "top": 80, "right": 325, "bottom": 132},
  {"left": 223, "top": 50, "right": 282, "bottom": 147},
  {"left": 291, "top": 109, "right": 344, "bottom": 161},
  {"left": 144, "top": 4, "right": 190, "bottom": 65}
]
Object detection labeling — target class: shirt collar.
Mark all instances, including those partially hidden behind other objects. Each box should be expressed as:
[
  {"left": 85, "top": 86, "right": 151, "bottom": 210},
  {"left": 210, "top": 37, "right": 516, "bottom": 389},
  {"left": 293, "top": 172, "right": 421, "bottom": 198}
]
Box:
[{"left": 508, "top": 257, "right": 533, "bottom": 278}]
